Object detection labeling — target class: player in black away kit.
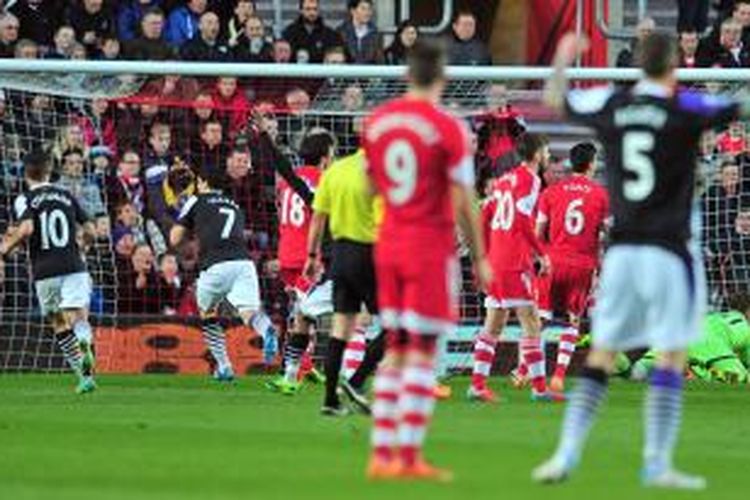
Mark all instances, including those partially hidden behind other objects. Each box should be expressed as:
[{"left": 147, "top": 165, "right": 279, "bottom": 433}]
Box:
[
  {"left": 0, "top": 151, "right": 97, "bottom": 393},
  {"left": 533, "top": 32, "right": 750, "bottom": 489},
  {"left": 170, "top": 164, "right": 279, "bottom": 382}
]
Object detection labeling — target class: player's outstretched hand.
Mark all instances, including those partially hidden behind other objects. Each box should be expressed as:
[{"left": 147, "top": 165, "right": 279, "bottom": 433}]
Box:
[{"left": 475, "top": 258, "right": 494, "bottom": 292}]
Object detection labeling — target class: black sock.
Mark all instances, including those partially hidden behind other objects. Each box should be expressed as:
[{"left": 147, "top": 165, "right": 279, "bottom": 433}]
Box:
[
  {"left": 324, "top": 337, "right": 347, "bottom": 407},
  {"left": 348, "top": 332, "right": 385, "bottom": 390}
]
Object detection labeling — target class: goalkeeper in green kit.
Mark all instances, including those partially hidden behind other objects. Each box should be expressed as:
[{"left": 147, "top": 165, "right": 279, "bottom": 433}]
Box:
[{"left": 631, "top": 293, "right": 750, "bottom": 384}]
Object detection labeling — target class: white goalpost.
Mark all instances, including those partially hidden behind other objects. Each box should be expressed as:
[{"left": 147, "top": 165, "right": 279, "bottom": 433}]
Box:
[{"left": 0, "top": 60, "right": 747, "bottom": 373}]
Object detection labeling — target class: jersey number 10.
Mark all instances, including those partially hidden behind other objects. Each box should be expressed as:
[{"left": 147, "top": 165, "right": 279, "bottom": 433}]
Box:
[{"left": 39, "top": 209, "right": 70, "bottom": 250}]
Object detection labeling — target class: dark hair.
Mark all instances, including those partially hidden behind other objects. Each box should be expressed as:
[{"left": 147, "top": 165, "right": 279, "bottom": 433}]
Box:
[
  {"left": 299, "top": 130, "right": 335, "bottom": 166},
  {"left": 298, "top": 0, "right": 316, "bottom": 9},
  {"left": 517, "top": 133, "right": 548, "bottom": 162},
  {"left": 407, "top": 39, "right": 446, "bottom": 88},
  {"left": 62, "top": 147, "right": 85, "bottom": 162},
  {"left": 636, "top": 31, "right": 676, "bottom": 78},
  {"left": 23, "top": 150, "right": 51, "bottom": 182},
  {"left": 348, "top": 0, "right": 372, "bottom": 9},
  {"left": 453, "top": 9, "right": 476, "bottom": 23},
  {"left": 191, "top": 162, "right": 227, "bottom": 191},
  {"left": 201, "top": 119, "right": 222, "bottom": 133},
  {"left": 385, "top": 19, "right": 418, "bottom": 63},
  {"left": 142, "top": 7, "right": 165, "bottom": 20},
  {"left": 569, "top": 142, "right": 597, "bottom": 173}
]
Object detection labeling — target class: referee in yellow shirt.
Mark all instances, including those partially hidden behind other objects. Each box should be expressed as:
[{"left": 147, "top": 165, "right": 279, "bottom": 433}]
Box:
[{"left": 304, "top": 149, "right": 384, "bottom": 416}]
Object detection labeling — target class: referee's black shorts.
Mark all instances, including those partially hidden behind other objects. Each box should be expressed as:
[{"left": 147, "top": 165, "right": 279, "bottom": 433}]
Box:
[{"left": 330, "top": 239, "right": 377, "bottom": 315}]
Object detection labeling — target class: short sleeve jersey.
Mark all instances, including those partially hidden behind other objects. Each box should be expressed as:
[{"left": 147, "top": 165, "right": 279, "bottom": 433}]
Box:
[
  {"left": 177, "top": 191, "right": 248, "bottom": 270},
  {"left": 484, "top": 165, "right": 542, "bottom": 271},
  {"left": 565, "top": 83, "right": 739, "bottom": 255},
  {"left": 277, "top": 166, "right": 320, "bottom": 269},
  {"left": 537, "top": 175, "right": 610, "bottom": 269},
  {"left": 14, "top": 184, "right": 91, "bottom": 280},
  {"left": 364, "top": 97, "right": 474, "bottom": 252}
]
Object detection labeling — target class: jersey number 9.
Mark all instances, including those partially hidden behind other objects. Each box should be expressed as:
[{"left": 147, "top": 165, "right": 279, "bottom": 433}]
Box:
[{"left": 385, "top": 140, "right": 417, "bottom": 205}]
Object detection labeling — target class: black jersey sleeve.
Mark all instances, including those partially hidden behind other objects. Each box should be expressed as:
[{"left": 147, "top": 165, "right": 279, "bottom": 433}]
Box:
[
  {"left": 564, "top": 86, "right": 615, "bottom": 128},
  {"left": 176, "top": 195, "right": 198, "bottom": 229},
  {"left": 258, "top": 132, "right": 314, "bottom": 206},
  {"left": 676, "top": 91, "right": 740, "bottom": 131}
]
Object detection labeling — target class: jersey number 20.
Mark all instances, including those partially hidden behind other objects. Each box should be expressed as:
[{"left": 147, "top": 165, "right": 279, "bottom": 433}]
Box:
[{"left": 39, "top": 209, "right": 70, "bottom": 250}]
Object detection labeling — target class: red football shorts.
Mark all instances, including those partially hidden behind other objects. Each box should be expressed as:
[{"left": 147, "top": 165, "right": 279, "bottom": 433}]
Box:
[
  {"left": 375, "top": 245, "right": 459, "bottom": 336},
  {"left": 484, "top": 269, "right": 537, "bottom": 309},
  {"left": 537, "top": 263, "right": 594, "bottom": 319}
]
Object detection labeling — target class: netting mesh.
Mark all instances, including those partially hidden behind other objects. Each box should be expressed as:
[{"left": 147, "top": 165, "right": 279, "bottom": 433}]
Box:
[{"left": 0, "top": 70, "right": 747, "bottom": 372}]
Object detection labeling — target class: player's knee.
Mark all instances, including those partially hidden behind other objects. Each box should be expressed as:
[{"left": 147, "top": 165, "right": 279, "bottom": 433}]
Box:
[{"left": 586, "top": 349, "right": 619, "bottom": 373}]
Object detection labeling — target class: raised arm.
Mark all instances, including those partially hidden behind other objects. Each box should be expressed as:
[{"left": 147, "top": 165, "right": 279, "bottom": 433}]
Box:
[
  {"left": 544, "top": 33, "right": 591, "bottom": 113},
  {"left": 252, "top": 111, "right": 315, "bottom": 206},
  {"left": 0, "top": 219, "right": 34, "bottom": 257}
]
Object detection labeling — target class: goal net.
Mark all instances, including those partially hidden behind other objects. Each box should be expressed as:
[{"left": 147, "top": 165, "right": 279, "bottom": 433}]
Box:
[{"left": 0, "top": 62, "right": 746, "bottom": 373}]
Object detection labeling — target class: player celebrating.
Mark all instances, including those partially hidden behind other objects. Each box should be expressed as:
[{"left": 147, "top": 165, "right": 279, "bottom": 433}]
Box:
[
  {"left": 469, "top": 134, "right": 554, "bottom": 403},
  {"left": 533, "top": 32, "right": 745, "bottom": 489},
  {"left": 170, "top": 164, "right": 278, "bottom": 382},
  {"left": 270, "top": 130, "right": 335, "bottom": 394},
  {"left": 0, "top": 150, "right": 97, "bottom": 394},
  {"left": 364, "top": 40, "right": 492, "bottom": 481},
  {"left": 536, "top": 142, "right": 610, "bottom": 392}
]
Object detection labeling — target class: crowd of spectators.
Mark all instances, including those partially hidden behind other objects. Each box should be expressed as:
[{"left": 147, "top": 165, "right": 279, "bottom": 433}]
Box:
[
  {"left": 622, "top": 1, "right": 750, "bottom": 69},
  {"left": 0, "top": 0, "right": 493, "bottom": 66}
]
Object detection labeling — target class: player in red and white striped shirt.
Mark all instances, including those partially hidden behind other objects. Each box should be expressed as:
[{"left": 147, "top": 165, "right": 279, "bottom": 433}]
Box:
[
  {"left": 536, "top": 142, "right": 609, "bottom": 393},
  {"left": 470, "top": 134, "right": 559, "bottom": 402}
]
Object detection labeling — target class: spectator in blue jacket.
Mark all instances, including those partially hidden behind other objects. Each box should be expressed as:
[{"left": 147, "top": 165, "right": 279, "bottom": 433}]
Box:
[
  {"left": 117, "top": 0, "right": 163, "bottom": 42},
  {"left": 165, "top": 0, "right": 207, "bottom": 48},
  {"left": 446, "top": 9, "right": 492, "bottom": 66},
  {"left": 337, "top": 0, "right": 382, "bottom": 64}
]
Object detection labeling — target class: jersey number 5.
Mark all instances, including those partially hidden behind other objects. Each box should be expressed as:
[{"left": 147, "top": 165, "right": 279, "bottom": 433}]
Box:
[
  {"left": 39, "top": 209, "right": 70, "bottom": 250},
  {"left": 219, "top": 207, "right": 236, "bottom": 239},
  {"left": 622, "top": 131, "right": 655, "bottom": 202},
  {"left": 385, "top": 140, "right": 417, "bottom": 205}
]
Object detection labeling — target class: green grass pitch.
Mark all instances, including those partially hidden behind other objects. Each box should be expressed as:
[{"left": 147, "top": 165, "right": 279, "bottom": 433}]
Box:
[{"left": 1, "top": 374, "right": 747, "bottom": 500}]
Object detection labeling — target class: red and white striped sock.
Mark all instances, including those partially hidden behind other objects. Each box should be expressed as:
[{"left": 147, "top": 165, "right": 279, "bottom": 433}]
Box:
[
  {"left": 521, "top": 337, "right": 547, "bottom": 394},
  {"left": 371, "top": 366, "right": 401, "bottom": 462},
  {"left": 471, "top": 333, "right": 497, "bottom": 390},
  {"left": 554, "top": 328, "right": 579, "bottom": 379},
  {"left": 341, "top": 328, "right": 367, "bottom": 379},
  {"left": 398, "top": 361, "right": 436, "bottom": 467},
  {"left": 516, "top": 343, "right": 528, "bottom": 379}
]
